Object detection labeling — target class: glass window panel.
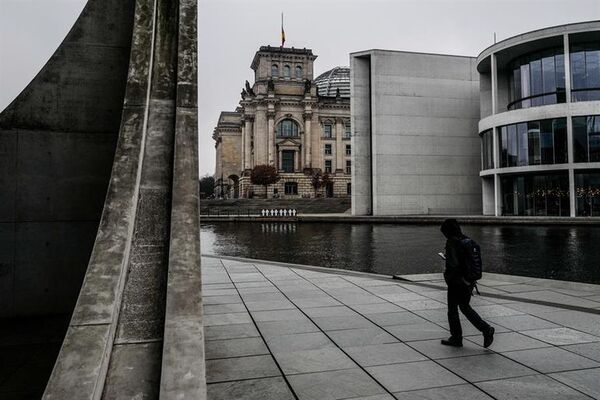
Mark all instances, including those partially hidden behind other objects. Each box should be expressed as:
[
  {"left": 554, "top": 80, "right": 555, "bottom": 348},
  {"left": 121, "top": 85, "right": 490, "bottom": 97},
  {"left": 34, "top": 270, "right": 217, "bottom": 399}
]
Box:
[
  {"left": 553, "top": 118, "right": 567, "bottom": 164},
  {"left": 272, "top": 64, "right": 279, "bottom": 77},
  {"left": 571, "top": 50, "right": 586, "bottom": 90},
  {"left": 501, "top": 126, "right": 508, "bottom": 167},
  {"left": 527, "top": 121, "right": 541, "bottom": 165},
  {"left": 520, "top": 64, "right": 531, "bottom": 108},
  {"left": 518, "top": 123, "right": 529, "bottom": 166},
  {"left": 576, "top": 171, "right": 600, "bottom": 216},
  {"left": 573, "top": 116, "right": 589, "bottom": 162},
  {"left": 512, "top": 67, "right": 522, "bottom": 104},
  {"left": 283, "top": 65, "right": 291, "bottom": 77},
  {"left": 540, "top": 120, "right": 554, "bottom": 164},
  {"left": 508, "top": 125, "right": 518, "bottom": 167},
  {"left": 530, "top": 59, "right": 543, "bottom": 96},
  {"left": 589, "top": 115, "right": 600, "bottom": 162},
  {"left": 542, "top": 56, "right": 556, "bottom": 94},
  {"left": 586, "top": 50, "right": 600, "bottom": 89},
  {"left": 555, "top": 53, "right": 565, "bottom": 90},
  {"left": 295, "top": 66, "right": 303, "bottom": 79}
]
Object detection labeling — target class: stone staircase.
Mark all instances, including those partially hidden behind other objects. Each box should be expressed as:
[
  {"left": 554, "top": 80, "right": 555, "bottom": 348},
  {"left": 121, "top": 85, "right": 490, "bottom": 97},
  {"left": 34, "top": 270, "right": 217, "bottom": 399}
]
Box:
[{"left": 200, "top": 198, "right": 351, "bottom": 215}]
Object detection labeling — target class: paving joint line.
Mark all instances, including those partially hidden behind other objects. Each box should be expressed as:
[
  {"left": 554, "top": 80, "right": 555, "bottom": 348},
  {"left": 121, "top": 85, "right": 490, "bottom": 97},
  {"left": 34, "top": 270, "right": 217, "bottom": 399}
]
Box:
[
  {"left": 204, "top": 253, "right": 600, "bottom": 315},
  {"left": 216, "top": 259, "right": 300, "bottom": 400},
  {"left": 339, "top": 273, "right": 600, "bottom": 398}
]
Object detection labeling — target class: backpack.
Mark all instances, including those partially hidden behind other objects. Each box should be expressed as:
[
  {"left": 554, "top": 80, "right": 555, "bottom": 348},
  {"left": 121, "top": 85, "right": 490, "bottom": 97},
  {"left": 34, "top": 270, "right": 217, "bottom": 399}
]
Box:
[{"left": 460, "top": 237, "right": 482, "bottom": 283}]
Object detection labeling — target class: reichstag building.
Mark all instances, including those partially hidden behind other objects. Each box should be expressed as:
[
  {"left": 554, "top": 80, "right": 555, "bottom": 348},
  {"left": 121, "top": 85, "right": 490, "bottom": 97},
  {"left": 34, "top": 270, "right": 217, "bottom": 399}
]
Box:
[{"left": 213, "top": 46, "right": 351, "bottom": 199}]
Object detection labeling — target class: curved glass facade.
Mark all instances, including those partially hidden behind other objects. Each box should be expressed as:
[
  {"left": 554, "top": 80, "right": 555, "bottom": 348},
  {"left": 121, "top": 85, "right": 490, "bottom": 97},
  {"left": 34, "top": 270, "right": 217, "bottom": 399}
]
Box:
[
  {"left": 499, "top": 118, "right": 567, "bottom": 168},
  {"left": 571, "top": 43, "right": 600, "bottom": 102},
  {"left": 508, "top": 48, "right": 565, "bottom": 110}
]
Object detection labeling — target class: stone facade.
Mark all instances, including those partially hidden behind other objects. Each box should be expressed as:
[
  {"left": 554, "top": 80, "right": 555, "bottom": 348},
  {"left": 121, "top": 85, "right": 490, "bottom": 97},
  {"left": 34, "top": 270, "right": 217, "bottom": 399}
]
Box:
[{"left": 213, "top": 46, "right": 351, "bottom": 198}]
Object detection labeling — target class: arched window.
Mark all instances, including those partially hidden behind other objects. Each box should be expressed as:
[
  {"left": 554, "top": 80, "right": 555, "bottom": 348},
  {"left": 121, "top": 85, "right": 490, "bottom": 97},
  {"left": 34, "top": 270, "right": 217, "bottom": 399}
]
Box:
[
  {"left": 271, "top": 64, "right": 279, "bottom": 77},
  {"left": 277, "top": 119, "right": 299, "bottom": 137},
  {"left": 283, "top": 65, "right": 291, "bottom": 78},
  {"left": 295, "top": 65, "right": 303, "bottom": 79}
]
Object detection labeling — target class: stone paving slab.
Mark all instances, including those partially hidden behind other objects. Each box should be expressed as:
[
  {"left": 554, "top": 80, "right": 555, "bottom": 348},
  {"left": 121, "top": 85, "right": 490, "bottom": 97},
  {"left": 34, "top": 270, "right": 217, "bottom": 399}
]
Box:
[{"left": 203, "top": 256, "right": 600, "bottom": 400}]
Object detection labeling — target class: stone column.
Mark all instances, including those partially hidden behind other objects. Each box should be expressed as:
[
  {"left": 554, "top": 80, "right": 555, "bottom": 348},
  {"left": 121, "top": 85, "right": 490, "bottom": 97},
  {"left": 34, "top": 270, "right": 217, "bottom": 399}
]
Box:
[
  {"left": 240, "top": 123, "right": 245, "bottom": 171},
  {"left": 294, "top": 150, "right": 299, "bottom": 172},
  {"left": 268, "top": 112, "right": 275, "bottom": 166},
  {"left": 304, "top": 112, "right": 312, "bottom": 168},
  {"left": 244, "top": 116, "right": 253, "bottom": 170},
  {"left": 255, "top": 108, "right": 267, "bottom": 165},
  {"left": 335, "top": 117, "right": 344, "bottom": 172}
]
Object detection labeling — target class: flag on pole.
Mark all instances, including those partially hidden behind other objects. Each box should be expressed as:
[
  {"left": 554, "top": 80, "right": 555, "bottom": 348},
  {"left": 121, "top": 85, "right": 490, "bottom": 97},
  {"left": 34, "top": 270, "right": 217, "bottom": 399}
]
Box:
[{"left": 281, "top": 13, "right": 286, "bottom": 47}]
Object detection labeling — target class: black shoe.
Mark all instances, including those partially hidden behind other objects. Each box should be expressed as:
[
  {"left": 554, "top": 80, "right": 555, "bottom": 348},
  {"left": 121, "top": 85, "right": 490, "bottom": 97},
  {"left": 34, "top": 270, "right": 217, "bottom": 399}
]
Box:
[
  {"left": 483, "top": 327, "right": 495, "bottom": 348},
  {"left": 441, "top": 337, "right": 463, "bottom": 347}
]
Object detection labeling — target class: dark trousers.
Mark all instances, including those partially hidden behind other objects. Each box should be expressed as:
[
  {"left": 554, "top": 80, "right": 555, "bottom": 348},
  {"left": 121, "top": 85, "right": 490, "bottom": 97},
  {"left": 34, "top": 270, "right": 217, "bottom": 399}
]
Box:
[{"left": 447, "top": 283, "right": 490, "bottom": 339}]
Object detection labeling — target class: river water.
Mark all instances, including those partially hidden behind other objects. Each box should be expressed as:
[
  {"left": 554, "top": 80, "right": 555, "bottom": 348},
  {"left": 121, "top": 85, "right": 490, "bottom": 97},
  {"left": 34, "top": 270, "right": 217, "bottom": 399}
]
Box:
[{"left": 201, "top": 222, "right": 600, "bottom": 284}]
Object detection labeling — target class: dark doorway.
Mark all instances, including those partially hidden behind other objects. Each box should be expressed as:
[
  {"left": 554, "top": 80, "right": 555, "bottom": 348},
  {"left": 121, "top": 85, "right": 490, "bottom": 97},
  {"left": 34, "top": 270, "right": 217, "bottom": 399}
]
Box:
[
  {"left": 282, "top": 150, "right": 294, "bottom": 172},
  {"left": 326, "top": 182, "right": 334, "bottom": 198}
]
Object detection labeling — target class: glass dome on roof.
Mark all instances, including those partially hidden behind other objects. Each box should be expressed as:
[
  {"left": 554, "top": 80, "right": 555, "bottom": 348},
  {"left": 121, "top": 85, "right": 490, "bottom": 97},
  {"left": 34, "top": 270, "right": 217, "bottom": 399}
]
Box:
[{"left": 314, "top": 66, "right": 350, "bottom": 98}]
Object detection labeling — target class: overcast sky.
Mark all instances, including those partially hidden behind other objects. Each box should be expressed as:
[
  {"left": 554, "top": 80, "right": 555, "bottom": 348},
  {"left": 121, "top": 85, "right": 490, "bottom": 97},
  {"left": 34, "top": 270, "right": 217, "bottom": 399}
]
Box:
[{"left": 1, "top": 0, "right": 599, "bottom": 176}]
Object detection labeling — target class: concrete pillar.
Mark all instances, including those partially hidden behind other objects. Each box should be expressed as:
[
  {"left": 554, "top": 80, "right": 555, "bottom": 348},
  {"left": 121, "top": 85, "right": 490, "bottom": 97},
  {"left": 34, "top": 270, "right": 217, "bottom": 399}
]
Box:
[
  {"left": 564, "top": 34, "right": 572, "bottom": 104},
  {"left": 304, "top": 113, "right": 312, "bottom": 168},
  {"left": 569, "top": 168, "right": 576, "bottom": 217},
  {"left": 335, "top": 117, "right": 344, "bottom": 172},
  {"left": 244, "top": 117, "right": 253, "bottom": 170},
  {"left": 494, "top": 174, "right": 502, "bottom": 216},
  {"left": 491, "top": 53, "right": 498, "bottom": 115},
  {"left": 268, "top": 113, "right": 275, "bottom": 166}
]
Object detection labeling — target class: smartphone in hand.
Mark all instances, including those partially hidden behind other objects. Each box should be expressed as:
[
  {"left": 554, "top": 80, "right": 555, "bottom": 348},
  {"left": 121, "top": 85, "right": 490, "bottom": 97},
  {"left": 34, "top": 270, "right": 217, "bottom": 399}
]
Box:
[{"left": 437, "top": 252, "right": 446, "bottom": 260}]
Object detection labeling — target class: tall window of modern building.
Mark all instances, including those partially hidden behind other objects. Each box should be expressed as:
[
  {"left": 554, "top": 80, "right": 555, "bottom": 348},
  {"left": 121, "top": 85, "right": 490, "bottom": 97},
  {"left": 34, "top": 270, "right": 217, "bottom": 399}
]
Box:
[
  {"left": 295, "top": 65, "right": 302, "bottom": 79},
  {"left": 501, "top": 173, "right": 570, "bottom": 216},
  {"left": 345, "top": 144, "right": 351, "bottom": 156},
  {"left": 575, "top": 171, "right": 600, "bottom": 216},
  {"left": 499, "top": 118, "right": 567, "bottom": 167},
  {"left": 344, "top": 121, "right": 351, "bottom": 138},
  {"left": 346, "top": 160, "right": 351, "bottom": 174},
  {"left": 324, "top": 144, "right": 332, "bottom": 155},
  {"left": 571, "top": 44, "right": 600, "bottom": 102},
  {"left": 284, "top": 182, "right": 298, "bottom": 195},
  {"left": 324, "top": 160, "right": 332, "bottom": 173},
  {"left": 283, "top": 65, "right": 291, "bottom": 78},
  {"left": 271, "top": 64, "right": 279, "bottom": 77},
  {"left": 481, "top": 130, "right": 494, "bottom": 170},
  {"left": 277, "top": 119, "right": 299, "bottom": 137},
  {"left": 573, "top": 115, "right": 600, "bottom": 162},
  {"left": 282, "top": 150, "right": 295, "bottom": 172},
  {"left": 508, "top": 48, "right": 565, "bottom": 110},
  {"left": 323, "top": 123, "right": 333, "bottom": 138}
]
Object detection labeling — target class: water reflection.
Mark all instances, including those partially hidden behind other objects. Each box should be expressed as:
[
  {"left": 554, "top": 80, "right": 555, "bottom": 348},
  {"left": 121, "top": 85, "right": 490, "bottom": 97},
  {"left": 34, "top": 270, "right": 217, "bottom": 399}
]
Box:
[{"left": 201, "top": 222, "right": 600, "bottom": 284}]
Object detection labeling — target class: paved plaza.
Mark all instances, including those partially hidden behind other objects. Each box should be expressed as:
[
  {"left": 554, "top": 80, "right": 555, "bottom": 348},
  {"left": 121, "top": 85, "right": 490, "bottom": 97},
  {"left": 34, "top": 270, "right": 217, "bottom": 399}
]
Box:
[{"left": 202, "top": 256, "right": 600, "bottom": 400}]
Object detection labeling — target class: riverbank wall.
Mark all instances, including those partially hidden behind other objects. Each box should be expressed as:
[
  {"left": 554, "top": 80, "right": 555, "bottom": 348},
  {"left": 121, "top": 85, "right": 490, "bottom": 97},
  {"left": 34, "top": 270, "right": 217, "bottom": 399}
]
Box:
[{"left": 200, "top": 214, "right": 600, "bottom": 226}]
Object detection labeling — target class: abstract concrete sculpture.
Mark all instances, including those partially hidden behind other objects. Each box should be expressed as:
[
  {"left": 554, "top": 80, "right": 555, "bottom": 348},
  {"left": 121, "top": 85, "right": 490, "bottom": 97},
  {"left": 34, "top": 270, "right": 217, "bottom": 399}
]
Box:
[{"left": 0, "top": 0, "right": 204, "bottom": 397}]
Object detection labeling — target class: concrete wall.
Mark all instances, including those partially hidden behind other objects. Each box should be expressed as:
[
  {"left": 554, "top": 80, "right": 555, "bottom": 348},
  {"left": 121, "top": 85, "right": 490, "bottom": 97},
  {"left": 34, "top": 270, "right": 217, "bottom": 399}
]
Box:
[
  {"left": 351, "top": 55, "right": 373, "bottom": 215},
  {"left": 351, "top": 50, "right": 482, "bottom": 216},
  {"left": 0, "top": 0, "right": 136, "bottom": 317}
]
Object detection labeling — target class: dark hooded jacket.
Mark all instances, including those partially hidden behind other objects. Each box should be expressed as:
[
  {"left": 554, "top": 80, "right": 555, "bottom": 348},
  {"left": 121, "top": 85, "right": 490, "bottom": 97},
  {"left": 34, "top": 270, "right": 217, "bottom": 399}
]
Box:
[{"left": 441, "top": 219, "right": 467, "bottom": 286}]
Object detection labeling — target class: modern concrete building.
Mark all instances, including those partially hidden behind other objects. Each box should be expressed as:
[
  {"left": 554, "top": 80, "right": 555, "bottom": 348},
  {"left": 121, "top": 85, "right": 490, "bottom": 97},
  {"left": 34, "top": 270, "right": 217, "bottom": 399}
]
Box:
[
  {"left": 213, "top": 46, "right": 352, "bottom": 199},
  {"left": 478, "top": 21, "right": 600, "bottom": 217},
  {"left": 351, "top": 50, "right": 481, "bottom": 215}
]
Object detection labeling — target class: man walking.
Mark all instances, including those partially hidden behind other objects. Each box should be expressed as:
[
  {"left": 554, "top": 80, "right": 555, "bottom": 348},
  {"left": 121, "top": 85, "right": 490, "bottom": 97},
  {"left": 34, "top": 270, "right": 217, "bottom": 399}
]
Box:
[{"left": 440, "top": 219, "right": 494, "bottom": 348}]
